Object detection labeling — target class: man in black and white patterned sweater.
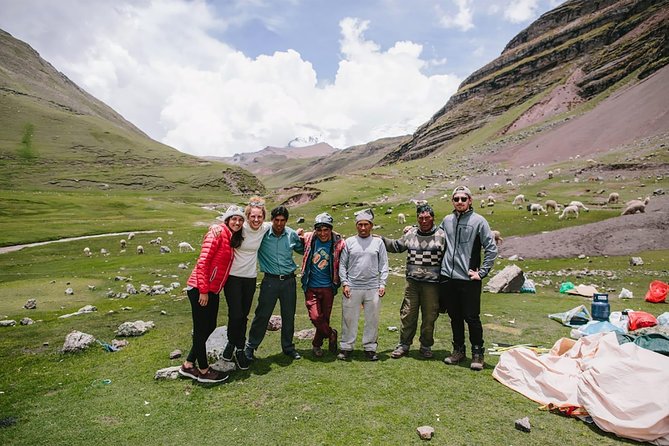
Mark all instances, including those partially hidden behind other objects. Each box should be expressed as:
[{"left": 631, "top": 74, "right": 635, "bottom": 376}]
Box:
[{"left": 381, "top": 203, "right": 446, "bottom": 359}]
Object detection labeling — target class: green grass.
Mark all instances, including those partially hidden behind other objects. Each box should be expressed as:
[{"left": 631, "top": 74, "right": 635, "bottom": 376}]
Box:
[{"left": 1, "top": 217, "right": 667, "bottom": 445}]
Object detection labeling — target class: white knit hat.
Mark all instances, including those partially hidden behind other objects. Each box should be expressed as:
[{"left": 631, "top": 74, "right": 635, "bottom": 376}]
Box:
[
  {"left": 354, "top": 208, "right": 374, "bottom": 223},
  {"left": 222, "top": 205, "right": 245, "bottom": 222}
]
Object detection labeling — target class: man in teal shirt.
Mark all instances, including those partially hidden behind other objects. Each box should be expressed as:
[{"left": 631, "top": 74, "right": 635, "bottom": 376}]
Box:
[{"left": 245, "top": 205, "right": 304, "bottom": 361}]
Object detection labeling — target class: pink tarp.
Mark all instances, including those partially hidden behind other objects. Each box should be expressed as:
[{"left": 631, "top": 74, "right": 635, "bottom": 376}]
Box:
[{"left": 493, "top": 332, "right": 669, "bottom": 445}]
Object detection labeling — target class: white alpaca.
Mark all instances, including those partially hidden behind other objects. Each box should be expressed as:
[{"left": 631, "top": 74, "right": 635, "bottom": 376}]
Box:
[
  {"left": 528, "top": 203, "right": 547, "bottom": 215},
  {"left": 607, "top": 192, "right": 620, "bottom": 204},
  {"left": 397, "top": 213, "right": 406, "bottom": 224},
  {"left": 491, "top": 230, "right": 503, "bottom": 245},
  {"left": 512, "top": 194, "right": 525, "bottom": 205},
  {"left": 545, "top": 200, "right": 558, "bottom": 213},
  {"left": 83, "top": 247, "right": 91, "bottom": 257},
  {"left": 568, "top": 201, "right": 589, "bottom": 212},
  {"left": 621, "top": 197, "right": 650, "bottom": 215},
  {"left": 120, "top": 239, "right": 127, "bottom": 249},
  {"left": 178, "top": 242, "right": 195, "bottom": 253},
  {"left": 559, "top": 205, "right": 579, "bottom": 220},
  {"left": 136, "top": 245, "right": 144, "bottom": 254}
]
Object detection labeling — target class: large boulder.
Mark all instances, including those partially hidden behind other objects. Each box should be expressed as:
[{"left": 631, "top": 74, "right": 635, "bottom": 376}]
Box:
[
  {"left": 116, "top": 320, "right": 155, "bottom": 337},
  {"left": 62, "top": 330, "right": 96, "bottom": 352},
  {"left": 205, "top": 326, "right": 230, "bottom": 362},
  {"left": 485, "top": 265, "right": 525, "bottom": 293}
]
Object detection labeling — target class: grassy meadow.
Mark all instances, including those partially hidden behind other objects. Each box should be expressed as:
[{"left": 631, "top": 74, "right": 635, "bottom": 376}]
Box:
[{"left": 1, "top": 177, "right": 668, "bottom": 445}]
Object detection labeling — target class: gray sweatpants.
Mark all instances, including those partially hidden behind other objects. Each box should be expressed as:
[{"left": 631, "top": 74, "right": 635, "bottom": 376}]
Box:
[{"left": 340, "top": 288, "right": 380, "bottom": 352}]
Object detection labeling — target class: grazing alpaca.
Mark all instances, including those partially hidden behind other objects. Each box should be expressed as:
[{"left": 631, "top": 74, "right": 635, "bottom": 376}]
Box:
[{"left": 559, "top": 205, "right": 579, "bottom": 220}]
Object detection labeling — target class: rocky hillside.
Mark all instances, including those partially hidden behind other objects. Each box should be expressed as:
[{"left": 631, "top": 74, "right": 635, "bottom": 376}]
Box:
[
  {"left": 380, "top": 0, "right": 669, "bottom": 164},
  {"left": 0, "top": 29, "right": 263, "bottom": 194}
]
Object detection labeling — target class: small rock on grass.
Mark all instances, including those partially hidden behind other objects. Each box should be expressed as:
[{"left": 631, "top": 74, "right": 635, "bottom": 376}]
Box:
[
  {"left": 515, "top": 416, "right": 531, "bottom": 432},
  {"left": 417, "top": 425, "right": 434, "bottom": 440},
  {"left": 154, "top": 366, "right": 180, "bottom": 380},
  {"left": 169, "top": 349, "right": 182, "bottom": 359}
]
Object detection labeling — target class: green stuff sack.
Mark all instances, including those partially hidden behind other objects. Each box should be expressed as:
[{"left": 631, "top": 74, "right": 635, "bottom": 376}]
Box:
[{"left": 559, "top": 281, "right": 575, "bottom": 294}]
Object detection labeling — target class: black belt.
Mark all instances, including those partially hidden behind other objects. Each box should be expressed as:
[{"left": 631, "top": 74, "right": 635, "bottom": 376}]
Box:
[{"left": 264, "top": 272, "right": 295, "bottom": 280}]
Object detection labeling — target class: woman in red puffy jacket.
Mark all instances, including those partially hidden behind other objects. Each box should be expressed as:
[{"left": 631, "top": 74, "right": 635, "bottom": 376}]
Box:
[{"left": 179, "top": 205, "right": 245, "bottom": 384}]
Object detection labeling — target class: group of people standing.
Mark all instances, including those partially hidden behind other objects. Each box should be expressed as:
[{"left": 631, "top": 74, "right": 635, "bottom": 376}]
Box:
[{"left": 179, "top": 185, "right": 497, "bottom": 384}]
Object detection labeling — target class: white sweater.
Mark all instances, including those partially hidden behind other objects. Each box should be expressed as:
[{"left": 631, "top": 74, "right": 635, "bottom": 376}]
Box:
[{"left": 229, "top": 221, "right": 271, "bottom": 278}]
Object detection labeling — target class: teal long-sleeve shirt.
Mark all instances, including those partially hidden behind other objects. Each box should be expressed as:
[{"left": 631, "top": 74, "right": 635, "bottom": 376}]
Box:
[{"left": 258, "top": 226, "right": 304, "bottom": 275}]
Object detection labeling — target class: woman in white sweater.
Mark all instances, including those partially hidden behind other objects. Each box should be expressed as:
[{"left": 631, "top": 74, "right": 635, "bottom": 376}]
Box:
[{"left": 221, "top": 196, "right": 271, "bottom": 370}]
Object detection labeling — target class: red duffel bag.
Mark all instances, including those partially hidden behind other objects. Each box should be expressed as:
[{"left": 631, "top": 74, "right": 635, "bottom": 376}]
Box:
[
  {"left": 645, "top": 280, "right": 668, "bottom": 303},
  {"left": 628, "top": 311, "right": 657, "bottom": 331}
]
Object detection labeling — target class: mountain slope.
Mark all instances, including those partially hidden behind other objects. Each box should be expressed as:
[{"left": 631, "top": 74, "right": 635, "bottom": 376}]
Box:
[
  {"left": 380, "top": 0, "right": 669, "bottom": 164},
  {"left": 0, "top": 29, "right": 263, "bottom": 194}
]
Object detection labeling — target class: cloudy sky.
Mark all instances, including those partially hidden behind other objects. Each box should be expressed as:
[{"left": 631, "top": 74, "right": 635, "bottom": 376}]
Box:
[{"left": 0, "top": 0, "right": 562, "bottom": 157}]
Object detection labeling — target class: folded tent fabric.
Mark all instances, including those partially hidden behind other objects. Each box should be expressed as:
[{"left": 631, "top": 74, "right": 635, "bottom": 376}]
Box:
[
  {"left": 566, "top": 284, "right": 599, "bottom": 297},
  {"left": 493, "top": 332, "right": 669, "bottom": 445}
]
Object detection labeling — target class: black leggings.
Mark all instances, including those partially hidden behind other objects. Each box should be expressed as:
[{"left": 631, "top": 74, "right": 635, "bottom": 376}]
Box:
[
  {"left": 440, "top": 277, "right": 483, "bottom": 350},
  {"left": 224, "top": 275, "right": 257, "bottom": 349},
  {"left": 186, "top": 288, "right": 220, "bottom": 369}
]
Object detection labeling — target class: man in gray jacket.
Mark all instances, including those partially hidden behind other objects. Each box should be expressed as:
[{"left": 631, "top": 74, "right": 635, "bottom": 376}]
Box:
[
  {"left": 439, "top": 186, "right": 498, "bottom": 371},
  {"left": 338, "top": 209, "right": 389, "bottom": 361}
]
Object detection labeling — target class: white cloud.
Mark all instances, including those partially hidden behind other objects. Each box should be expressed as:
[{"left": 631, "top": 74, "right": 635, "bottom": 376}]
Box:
[
  {"left": 438, "top": 0, "right": 475, "bottom": 32},
  {"left": 0, "top": 0, "right": 462, "bottom": 157},
  {"left": 504, "top": 0, "right": 539, "bottom": 23}
]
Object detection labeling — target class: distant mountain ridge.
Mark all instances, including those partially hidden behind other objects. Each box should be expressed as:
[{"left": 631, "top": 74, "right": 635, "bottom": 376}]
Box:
[{"left": 211, "top": 136, "right": 408, "bottom": 187}]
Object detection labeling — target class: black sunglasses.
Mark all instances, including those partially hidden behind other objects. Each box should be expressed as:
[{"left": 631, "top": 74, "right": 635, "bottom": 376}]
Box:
[{"left": 452, "top": 196, "right": 469, "bottom": 202}]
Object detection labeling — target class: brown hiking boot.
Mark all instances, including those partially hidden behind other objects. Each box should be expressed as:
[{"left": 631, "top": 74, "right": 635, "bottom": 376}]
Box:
[
  {"left": 470, "top": 353, "right": 485, "bottom": 371},
  {"left": 443, "top": 345, "right": 466, "bottom": 365}
]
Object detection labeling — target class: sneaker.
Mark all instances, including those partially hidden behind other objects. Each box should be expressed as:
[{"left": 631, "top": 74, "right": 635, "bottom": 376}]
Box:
[
  {"left": 419, "top": 346, "right": 434, "bottom": 359},
  {"left": 390, "top": 345, "right": 408, "bottom": 359},
  {"left": 197, "top": 368, "right": 229, "bottom": 383},
  {"left": 364, "top": 350, "right": 379, "bottom": 361},
  {"left": 337, "top": 350, "right": 352, "bottom": 361},
  {"left": 243, "top": 347, "right": 255, "bottom": 362},
  {"left": 328, "top": 329, "right": 338, "bottom": 354},
  {"left": 222, "top": 342, "right": 234, "bottom": 362},
  {"left": 178, "top": 364, "right": 200, "bottom": 380},
  {"left": 470, "top": 353, "right": 484, "bottom": 371},
  {"left": 312, "top": 346, "right": 324, "bottom": 358},
  {"left": 284, "top": 350, "right": 302, "bottom": 360},
  {"left": 234, "top": 349, "right": 250, "bottom": 370},
  {"left": 443, "top": 347, "right": 466, "bottom": 365}
]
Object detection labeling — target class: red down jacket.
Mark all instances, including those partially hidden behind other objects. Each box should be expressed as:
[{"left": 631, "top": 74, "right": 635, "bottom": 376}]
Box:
[{"left": 187, "top": 224, "right": 234, "bottom": 295}]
